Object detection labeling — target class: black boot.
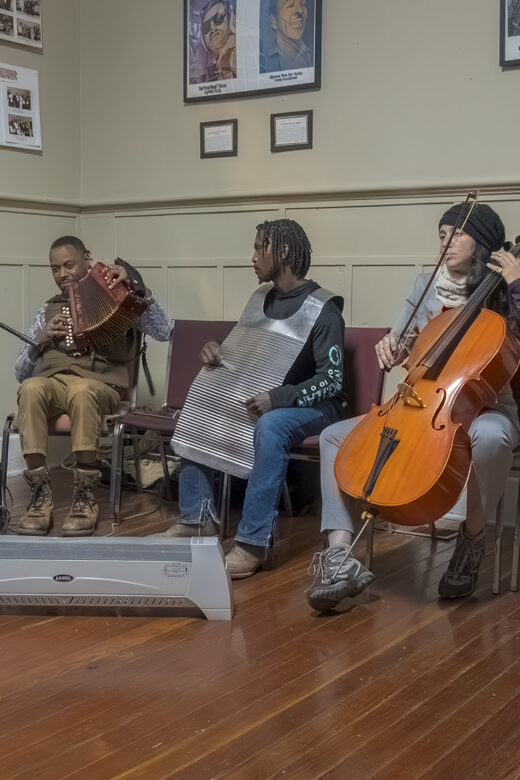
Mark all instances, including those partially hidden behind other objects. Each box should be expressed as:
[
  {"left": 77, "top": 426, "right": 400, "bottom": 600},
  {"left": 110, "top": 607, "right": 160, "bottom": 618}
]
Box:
[{"left": 438, "top": 524, "right": 486, "bottom": 599}]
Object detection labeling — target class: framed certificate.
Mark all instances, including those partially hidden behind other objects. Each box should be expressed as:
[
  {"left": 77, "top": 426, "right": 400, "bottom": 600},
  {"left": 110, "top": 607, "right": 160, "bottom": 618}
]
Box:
[
  {"left": 200, "top": 118, "right": 238, "bottom": 158},
  {"left": 271, "top": 109, "right": 313, "bottom": 153}
]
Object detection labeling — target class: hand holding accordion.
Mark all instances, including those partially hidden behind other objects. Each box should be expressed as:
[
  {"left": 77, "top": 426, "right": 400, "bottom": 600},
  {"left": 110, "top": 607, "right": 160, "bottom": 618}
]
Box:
[{"left": 67, "top": 261, "right": 150, "bottom": 349}]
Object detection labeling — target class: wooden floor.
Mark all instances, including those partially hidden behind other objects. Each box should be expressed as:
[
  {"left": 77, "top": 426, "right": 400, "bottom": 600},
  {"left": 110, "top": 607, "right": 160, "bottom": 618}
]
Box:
[{"left": 0, "top": 469, "right": 519, "bottom": 779}]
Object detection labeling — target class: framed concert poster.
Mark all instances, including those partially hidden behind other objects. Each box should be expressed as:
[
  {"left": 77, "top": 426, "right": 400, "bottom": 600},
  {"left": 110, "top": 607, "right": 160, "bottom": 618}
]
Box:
[
  {"left": 500, "top": 0, "right": 520, "bottom": 66},
  {"left": 184, "top": 0, "right": 322, "bottom": 103}
]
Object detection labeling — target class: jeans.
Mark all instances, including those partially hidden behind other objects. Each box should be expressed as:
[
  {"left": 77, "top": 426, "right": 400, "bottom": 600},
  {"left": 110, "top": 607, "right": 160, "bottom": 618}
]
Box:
[{"left": 178, "top": 399, "right": 342, "bottom": 548}]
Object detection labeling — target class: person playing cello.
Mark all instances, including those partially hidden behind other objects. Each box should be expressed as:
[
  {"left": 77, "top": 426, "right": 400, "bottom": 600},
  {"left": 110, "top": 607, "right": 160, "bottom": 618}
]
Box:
[{"left": 307, "top": 202, "right": 520, "bottom": 611}]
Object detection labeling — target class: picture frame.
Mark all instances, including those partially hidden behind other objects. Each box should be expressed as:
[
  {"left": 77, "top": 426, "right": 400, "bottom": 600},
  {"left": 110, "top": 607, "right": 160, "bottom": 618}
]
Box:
[
  {"left": 0, "top": 62, "right": 42, "bottom": 150},
  {"left": 500, "top": 0, "right": 520, "bottom": 66},
  {"left": 184, "top": 0, "right": 322, "bottom": 103},
  {"left": 200, "top": 118, "right": 238, "bottom": 158},
  {"left": 270, "top": 109, "right": 313, "bottom": 153},
  {"left": 0, "top": 0, "right": 42, "bottom": 49}
]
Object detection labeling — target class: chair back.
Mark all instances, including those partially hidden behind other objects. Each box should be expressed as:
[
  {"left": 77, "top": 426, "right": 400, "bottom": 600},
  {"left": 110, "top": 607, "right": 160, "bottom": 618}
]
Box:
[
  {"left": 162, "top": 321, "right": 386, "bottom": 415},
  {"left": 509, "top": 366, "right": 520, "bottom": 425},
  {"left": 163, "top": 320, "right": 235, "bottom": 410},
  {"left": 343, "top": 327, "right": 388, "bottom": 417}
]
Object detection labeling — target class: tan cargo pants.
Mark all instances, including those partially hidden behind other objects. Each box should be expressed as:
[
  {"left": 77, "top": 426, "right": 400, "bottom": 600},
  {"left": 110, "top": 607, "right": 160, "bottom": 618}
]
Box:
[{"left": 17, "top": 373, "right": 120, "bottom": 456}]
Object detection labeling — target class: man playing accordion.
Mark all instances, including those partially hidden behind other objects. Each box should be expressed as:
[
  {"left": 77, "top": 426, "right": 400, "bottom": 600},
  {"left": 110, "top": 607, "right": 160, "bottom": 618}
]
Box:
[{"left": 14, "top": 235, "right": 171, "bottom": 536}]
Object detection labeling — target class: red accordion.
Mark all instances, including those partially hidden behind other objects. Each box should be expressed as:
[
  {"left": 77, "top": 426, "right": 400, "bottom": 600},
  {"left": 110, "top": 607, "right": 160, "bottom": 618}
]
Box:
[{"left": 67, "top": 261, "right": 149, "bottom": 349}]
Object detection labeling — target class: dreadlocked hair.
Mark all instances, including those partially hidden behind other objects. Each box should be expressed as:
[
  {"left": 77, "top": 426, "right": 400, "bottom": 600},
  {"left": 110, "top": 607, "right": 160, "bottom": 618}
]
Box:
[
  {"left": 256, "top": 219, "right": 312, "bottom": 279},
  {"left": 466, "top": 243, "right": 520, "bottom": 338}
]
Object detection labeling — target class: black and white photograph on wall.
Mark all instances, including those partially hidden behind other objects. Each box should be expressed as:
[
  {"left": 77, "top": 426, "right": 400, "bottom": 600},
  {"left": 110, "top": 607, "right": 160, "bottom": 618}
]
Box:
[
  {"left": 500, "top": 0, "right": 520, "bottom": 66},
  {"left": 7, "top": 87, "right": 31, "bottom": 109},
  {"left": 0, "top": 12, "right": 13, "bottom": 37},
  {"left": 8, "top": 113, "right": 33, "bottom": 137},
  {"left": 16, "top": 0, "right": 40, "bottom": 17},
  {"left": 17, "top": 17, "right": 40, "bottom": 42},
  {"left": 0, "top": 62, "right": 41, "bottom": 149},
  {"left": 184, "top": 0, "right": 321, "bottom": 102},
  {"left": 0, "top": 0, "right": 41, "bottom": 47}
]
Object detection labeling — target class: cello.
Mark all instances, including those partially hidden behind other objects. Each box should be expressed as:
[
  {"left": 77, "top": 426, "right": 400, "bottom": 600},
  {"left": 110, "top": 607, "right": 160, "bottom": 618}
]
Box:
[{"left": 334, "top": 216, "right": 520, "bottom": 538}]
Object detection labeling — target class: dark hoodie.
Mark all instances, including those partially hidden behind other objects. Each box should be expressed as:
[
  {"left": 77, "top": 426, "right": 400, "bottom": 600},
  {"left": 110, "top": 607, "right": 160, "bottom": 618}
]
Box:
[{"left": 264, "top": 280, "right": 346, "bottom": 412}]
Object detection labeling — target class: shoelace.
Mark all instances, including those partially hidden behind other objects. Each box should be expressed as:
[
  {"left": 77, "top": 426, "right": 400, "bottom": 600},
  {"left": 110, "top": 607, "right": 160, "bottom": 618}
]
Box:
[
  {"left": 306, "top": 546, "right": 354, "bottom": 588},
  {"left": 27, "top": 481, "right": 49, "bottom": 512},
  {"left": 196, "top": 498, "right": 220, "bottom": 536},
  {"left": 449, "top": 533, "right": 484, "bottom": 578},
  {"left": 70, "top": 485, "right": 95, "bottom": 514}
]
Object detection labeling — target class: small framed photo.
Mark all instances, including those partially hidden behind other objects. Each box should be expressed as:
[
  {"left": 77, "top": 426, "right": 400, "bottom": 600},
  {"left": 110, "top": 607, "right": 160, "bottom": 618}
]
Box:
[
  {"left": 200, "top": 118, "right": 238, "bottom": 158},
  {"left": 500, "top": 0, "right": 520, "bottom": 66},
  {"left": 271, "top": 109, "right": 313, "bottom": 153}
]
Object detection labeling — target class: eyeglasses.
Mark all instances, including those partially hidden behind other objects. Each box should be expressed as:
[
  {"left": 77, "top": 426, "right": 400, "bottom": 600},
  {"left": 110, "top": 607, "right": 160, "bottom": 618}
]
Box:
[{"left": 202, "top": 12, "right": 227, "bottom": 35}]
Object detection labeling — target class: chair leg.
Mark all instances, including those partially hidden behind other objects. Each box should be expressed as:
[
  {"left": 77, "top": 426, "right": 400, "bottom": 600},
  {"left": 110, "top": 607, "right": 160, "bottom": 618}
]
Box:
[
  {"left": 110, "top": 421, "right": 125, "bottom": 525},
  {"left": 429, "top": 521, "right": 437, "bottom": 542},
  {"left": 281, "top": 480, "right": 293, "bottom": 517},
  {"left": 219, "top": 472, "right": 230, "bottom": 542},
  {"left": 494, "top": 496, "right": 505, "bottom": 596},
  {"left": 133, "top": 439, "right": 142, "bottom": 493},
  {"left": 511, "top": 493, "right": 520, "bottom": 592},
  {"left": 0, "top": 415, "right": 13, "bottom": 531},
  {"left": 158, "top": 440, "right": 173, "bottom": 501},
  {"left": 365, "top": 517, "right": 374, "bottom": 571}
]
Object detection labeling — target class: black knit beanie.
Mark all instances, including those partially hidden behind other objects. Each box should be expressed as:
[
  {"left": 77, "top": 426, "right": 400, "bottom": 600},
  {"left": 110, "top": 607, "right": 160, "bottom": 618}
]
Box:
[{"left": 439, "top": 202, "right": 505, "bottom": 253}]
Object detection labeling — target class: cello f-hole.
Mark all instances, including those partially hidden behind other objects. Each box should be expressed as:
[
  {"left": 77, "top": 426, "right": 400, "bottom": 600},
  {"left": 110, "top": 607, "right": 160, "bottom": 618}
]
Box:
[{"left": 432, "top": 388, "right": 447, "bottom": 431}]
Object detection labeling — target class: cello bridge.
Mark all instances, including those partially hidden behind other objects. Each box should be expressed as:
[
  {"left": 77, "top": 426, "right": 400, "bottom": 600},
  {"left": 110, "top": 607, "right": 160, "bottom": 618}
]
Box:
[{"left": 397, "top": 382, "right": 426, "bottom": 408}]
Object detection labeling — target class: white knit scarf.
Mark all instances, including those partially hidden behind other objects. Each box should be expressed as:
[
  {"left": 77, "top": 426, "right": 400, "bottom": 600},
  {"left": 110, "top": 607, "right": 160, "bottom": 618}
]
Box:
[{"left": 434, "top": 263, "right": 468, "bottom": 308}]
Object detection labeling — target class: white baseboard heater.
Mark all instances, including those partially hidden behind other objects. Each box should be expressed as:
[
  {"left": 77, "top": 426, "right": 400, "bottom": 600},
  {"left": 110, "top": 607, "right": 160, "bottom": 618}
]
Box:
[{"left": 0, "top": 536, "right": 233, "bottom": 620}]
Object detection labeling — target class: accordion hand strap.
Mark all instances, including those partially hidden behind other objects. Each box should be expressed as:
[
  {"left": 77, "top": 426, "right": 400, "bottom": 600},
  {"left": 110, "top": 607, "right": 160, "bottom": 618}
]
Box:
[{"left": 139, "top": 336, "right": 155, "bottom": 397}]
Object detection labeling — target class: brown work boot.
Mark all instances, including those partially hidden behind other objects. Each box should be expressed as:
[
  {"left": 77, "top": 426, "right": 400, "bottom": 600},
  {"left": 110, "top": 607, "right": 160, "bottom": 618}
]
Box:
[
  {"left": 225, "top": 542, "right": 264, "bottom": 579},
  {"left": 18, "top": 466, "right": 53, "bottom": 535},
  {"left": 62, "top": 468, "right": 101, "bottom": 537},
  {"left": 158, "top": 518, "right": 219, "bottom": 538}
]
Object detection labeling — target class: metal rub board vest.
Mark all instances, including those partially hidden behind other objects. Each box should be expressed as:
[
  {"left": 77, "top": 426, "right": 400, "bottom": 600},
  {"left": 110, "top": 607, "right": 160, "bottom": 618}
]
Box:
[{"left": 172, "top": 283, "right": 338, "bottom": 478}]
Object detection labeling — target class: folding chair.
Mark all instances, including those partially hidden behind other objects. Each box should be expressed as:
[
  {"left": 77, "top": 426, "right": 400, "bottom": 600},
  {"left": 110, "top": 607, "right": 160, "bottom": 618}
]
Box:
[
  {"left": 0, "top": 333, "right": 143, "bottom": 530},
  {"left": 109, "top": 320, "right": 235, "bottom": 524}
]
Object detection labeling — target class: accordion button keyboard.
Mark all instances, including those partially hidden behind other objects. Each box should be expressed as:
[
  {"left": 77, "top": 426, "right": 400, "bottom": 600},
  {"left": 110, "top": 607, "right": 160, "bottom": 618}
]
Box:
[{"left": 62, "top": 305, "right": 74, "bottom": 348}]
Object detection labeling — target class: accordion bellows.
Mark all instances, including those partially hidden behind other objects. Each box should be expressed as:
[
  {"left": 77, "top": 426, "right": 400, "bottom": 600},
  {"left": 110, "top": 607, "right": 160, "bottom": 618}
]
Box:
[{"left": 68, "top": 261, "right": 149, "bottom": 349}]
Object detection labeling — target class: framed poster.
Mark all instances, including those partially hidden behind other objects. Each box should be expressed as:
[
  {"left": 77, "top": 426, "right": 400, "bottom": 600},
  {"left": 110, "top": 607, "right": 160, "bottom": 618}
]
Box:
[
  {"left": 200, "top": 118, "right": 238, "bottom": 158},
  {"left": 500, "top": 0, "right": 520, "bottom": 66},
  {"left": 184, "top": 0, "right": 322, "bottom": 103},
  {"left": 0, "top": 63, "right": 42, "bottom": 149},
  {"left": 0, "top": 0, "right": 42, "bottom": 49},
  {"left": 271, "top": 109, "right": 312, "bottom": 152}
]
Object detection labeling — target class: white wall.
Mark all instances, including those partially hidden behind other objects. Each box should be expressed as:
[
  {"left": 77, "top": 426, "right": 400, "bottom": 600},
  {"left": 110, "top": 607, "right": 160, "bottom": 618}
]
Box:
[
  {"left": 0, "top": 0, "right": 81, "bottom": 461},
  {"left": 0, "top": 0, "right": 80, "bottom": 205},
  {"left": 78, "top": 0, "right": 520, "bottom": 206},
  {"left": 2, "top": 0, "right": 520, "bottom": 490}
]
